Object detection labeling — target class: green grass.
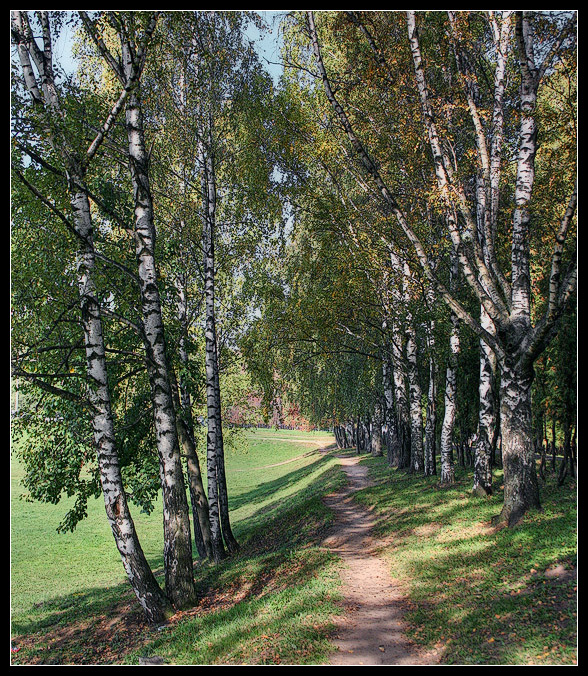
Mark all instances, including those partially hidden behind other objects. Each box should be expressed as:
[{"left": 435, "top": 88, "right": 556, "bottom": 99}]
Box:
[
  {"left": 354, "top": 456, "right": 577, "bottom": 666},
  {"left": 11, "top": 432, "right": 577, "bottom": 665},
  {"left": 11, "top": 429, "right": 346, "bottom": 665}
]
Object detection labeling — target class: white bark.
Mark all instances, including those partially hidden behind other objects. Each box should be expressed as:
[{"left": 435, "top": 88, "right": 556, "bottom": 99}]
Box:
[
  {"left": 12, "top": 11, "right": 170, "bottom": 623},
  {"left": 123, "top": 70, "right": 195, "bottom": 606}
]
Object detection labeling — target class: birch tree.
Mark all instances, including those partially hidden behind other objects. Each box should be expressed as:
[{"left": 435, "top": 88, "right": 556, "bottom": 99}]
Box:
[
  {"left": 148, "top": 11, "right": 280, "bottom": 560},
  {"left": 80, "top": 10, "right": 196, "bottom": 607},
  {"left": 305, "top": 10, "right": 576, "bottom": 526},
  {"left": 11, "top": 10, "right": 171, "bottom": 623}
]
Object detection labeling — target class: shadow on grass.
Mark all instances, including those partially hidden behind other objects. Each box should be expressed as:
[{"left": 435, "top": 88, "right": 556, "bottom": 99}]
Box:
[
  {"left": 353, "top": 456, "right": 577, "bottom": 665},
  {"left": 132, "top": 569, "right": 340, "bottom": 665},
  {"left": 11, "top": 450, "right": 345, "bottom": 665},
  {"left": 229, "top": 452, "right": 339, "bottom": 518},
  {"left": 11, "top": 578, "right": 155, "bottom": 664}
]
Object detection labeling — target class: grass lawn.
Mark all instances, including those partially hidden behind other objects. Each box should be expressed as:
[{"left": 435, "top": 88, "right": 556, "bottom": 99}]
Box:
[
  {"left": 11, "top": 430, "right": 577, "bottom": 665},
  {"left": 11, "top": 429, "right": 345, "bottom": 665},
  {"left": 355, "top": 456, "right": 577, "bottom": 665}
]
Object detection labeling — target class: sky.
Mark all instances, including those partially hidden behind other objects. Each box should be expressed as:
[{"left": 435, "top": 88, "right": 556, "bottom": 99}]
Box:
[
  {"left": 244, "top": 10, "right": 288, "bottom": 84},
  {"left": 51, "top": 10, "right": 287, "bottom": 85}
]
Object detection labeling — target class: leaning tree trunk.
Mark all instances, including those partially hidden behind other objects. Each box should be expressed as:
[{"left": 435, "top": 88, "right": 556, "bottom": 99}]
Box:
[
  {"left": 125, "top": 84, "right": 195, "bottom": 608},
  {"left": 74, "top": 189, "right": 172, "bottom": 624}
]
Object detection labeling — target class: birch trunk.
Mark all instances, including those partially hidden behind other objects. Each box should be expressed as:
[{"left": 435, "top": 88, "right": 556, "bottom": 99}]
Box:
[
  {"left": 391, "top": 323, "right": 411, "bottom": 469},
  {"left": 490, "top": 12, "right": 544, "bottom": 523},
  {"left": 440, "top": 314, "right": 459, "bottom": 484},
  {"left": 11, "top": 11, "right": 170, "bottom": 623},
  {"left": 174, "top": 281, "right": 213, "bottom": 560},
  {"left": 200, "top": 133, "right": 239, "bottom": 560},
  {"left": 406, "top": 323, "right": 424, "bottom": 474},
  {"left": 213, "top": 355, "right": 240, "bottom": 555},
  {"left": 440, "top": 246, "right": 460, "bottom": 484},
  {"left": 472, "top": 166, "right": 499, "bottom": 496},
  {"left": 309, "top": 10, "right": 575, "bottom": 525},
  {"left": 382, "top": 351, "right": 400, "bottom": 466},
  {"left": 125, "top": 85, "right": 195, "bottom": 608},
  {"left": 371, "top": 406, "right": 383, "bottom": 457},
  {"left": 472, "top": 305, "right": 497, "bottom": 496},
  {"left": 74, "top": 190, "right": 171, "bottom": 624},
  {"left": 424, "top": 300, "right": 437, "bottom": 476},
  {"left": 494, "top": 357, "right": 540, "bottom": 525},
  {"left": 424, "top": 353, "right": 437, "bottom": 476}
]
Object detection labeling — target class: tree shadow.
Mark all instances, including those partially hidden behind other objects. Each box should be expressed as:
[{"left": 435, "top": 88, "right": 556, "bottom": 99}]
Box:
[{"left": 11, "top": 449, "right": 346, "bottom": 665}]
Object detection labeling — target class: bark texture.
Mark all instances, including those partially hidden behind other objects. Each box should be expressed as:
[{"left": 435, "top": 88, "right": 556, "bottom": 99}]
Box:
[{"left": 124, "top": 80, "right": 195, "bottom": 608}]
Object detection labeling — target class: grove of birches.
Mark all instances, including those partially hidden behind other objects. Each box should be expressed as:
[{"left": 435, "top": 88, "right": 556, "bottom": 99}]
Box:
[{"left": 11, "top": 11, "right": 576, "bottom": 624}]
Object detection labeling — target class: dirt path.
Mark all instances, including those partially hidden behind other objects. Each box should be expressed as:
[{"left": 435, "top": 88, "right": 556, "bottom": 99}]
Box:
[{"left": 322, "top": 453, "right": 439, "bottom": 666}]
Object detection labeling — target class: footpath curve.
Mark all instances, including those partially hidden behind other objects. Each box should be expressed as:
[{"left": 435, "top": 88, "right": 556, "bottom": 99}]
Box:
[{"left": 322, "top": 452, "right": 439, "bottom": 666}]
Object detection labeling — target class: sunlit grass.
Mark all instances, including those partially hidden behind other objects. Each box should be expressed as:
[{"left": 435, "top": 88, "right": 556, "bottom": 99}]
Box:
[
  {"left": 355, "top": 457, "right": 577, "bottom": 665},
  {"left": 11, "top": 431, "right": 576, "bottom": 665},
  {"left": 11, "top": 429, "right": 345, "bottom": 665}
]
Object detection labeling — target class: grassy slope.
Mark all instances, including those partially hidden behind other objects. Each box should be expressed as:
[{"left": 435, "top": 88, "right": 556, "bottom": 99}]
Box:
[
  {"left": 11, "top": 430, "right": 346, "bottom": 665},
  {"left": 355, "top": 456, "right": 577, "bottom": 665},
  {"left": 11, "top": 432, "right": 577, "bottom": 665}
]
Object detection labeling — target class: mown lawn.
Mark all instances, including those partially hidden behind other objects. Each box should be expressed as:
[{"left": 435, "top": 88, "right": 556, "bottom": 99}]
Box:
[
  {"left": 355, "top": 456, "right": 577, "bottom": 665},
  {"left": 11, "top": 430, "right": 346, "bottom": 665},
  {"left": 11, "top": 431, "right": 577, "bottom": 665}
]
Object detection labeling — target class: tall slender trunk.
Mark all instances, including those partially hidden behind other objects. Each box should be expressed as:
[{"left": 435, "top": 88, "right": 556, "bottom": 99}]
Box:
[
  {"left": 471, "top": 168, "right": 499, "bottom": 496},
  {"left": 391, "top": 323, "right": 411, "bottom": 468},
  {"left": 424, "top": 340, "right": 437, "bottom": 475},
  {"left": 125, "top": 85, "right": 194, "bottom": 608},
  {"left": 174, "top": 399, "right": 211, "bottom": 560},
  {"left": 472, "top": 306, "right": 497, "bottom": 496},
  {"left": 212, "top": 350, "right": 239, "bottom": 554},
  {"left": 440, "top": 316, "right": 459, "bottom": 484},
  {"left": 406, "top": 321, "right": 424, "bottom": 474},
  {"left": 174, "top": 281, "right": 213, "bottom": 560},
  {"left": 74, "top": 189, "right": 171, "bottom": 624},
  {"left": 171, "top": 369, "right": 212, "bottom": 561},
  {"left": 440, "top": 246, "right": 460, "bottom": 485},
  {"left": 382, "top": 350, "right": 400, "bottom": 466},
  {"left": 200, "top": 133, "right": 238, "bottom": 559}
]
